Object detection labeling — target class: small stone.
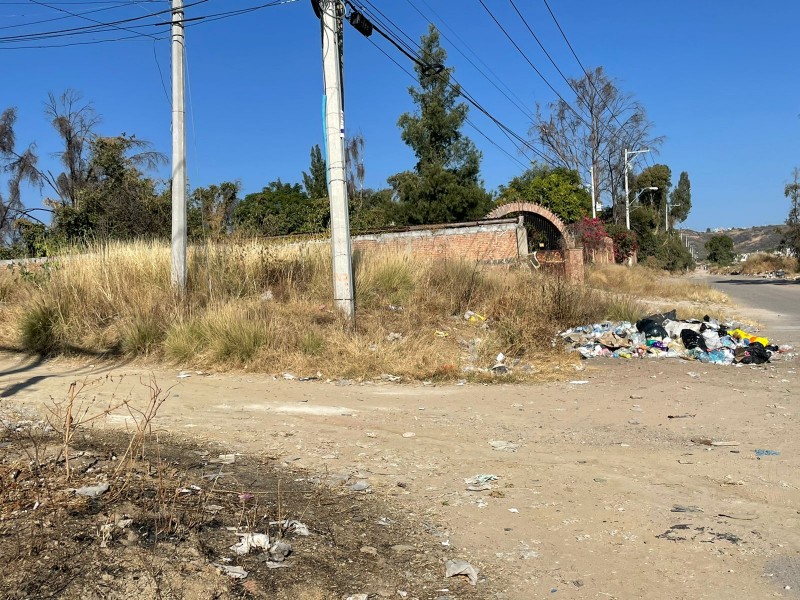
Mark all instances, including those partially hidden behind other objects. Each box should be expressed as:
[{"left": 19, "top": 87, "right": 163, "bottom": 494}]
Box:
[
  {"left": 390, "top": 544, "right": 415, "bottom": 553},
  {"left": 630, "top": 394, "right": 643, "bottom": 399},
  {"left": 360, "top": 546, "right": 378, "bottom": 556}
]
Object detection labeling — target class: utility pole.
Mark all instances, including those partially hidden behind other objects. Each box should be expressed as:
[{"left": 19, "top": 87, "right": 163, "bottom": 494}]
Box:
[
  {"left": 590, "top": 165, "right": 596, "bottom": 219},
  {"left": 624, "top": 148, "right": 650, "bottom": 230},
  {"left": 320, "top": 0, "right": 354, "bottom": 320},
  {"left": 171, "top": 0, "right": 187, "bottom": 291}
]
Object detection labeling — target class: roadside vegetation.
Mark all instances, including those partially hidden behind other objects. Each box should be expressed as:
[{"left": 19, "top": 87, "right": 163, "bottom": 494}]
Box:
[
  {"left": 587, "top": 263, "right": 728, "bottom": 305},
  {"left": 739, "top": 252, "right": 799, "bottom": 275},
  {"left": 0, "top": 241, "right": 683, "bottom": 382}
]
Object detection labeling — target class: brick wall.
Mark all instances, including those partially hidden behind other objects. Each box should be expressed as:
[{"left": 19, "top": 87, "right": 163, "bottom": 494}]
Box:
[{"left": 351, "top": 220, "right": 526, "bottom": 264}]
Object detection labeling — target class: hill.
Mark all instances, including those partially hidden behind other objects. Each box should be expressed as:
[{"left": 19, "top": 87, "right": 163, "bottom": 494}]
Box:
[{"left": 678, "top": 225, "right": 785, "bottom": 260}]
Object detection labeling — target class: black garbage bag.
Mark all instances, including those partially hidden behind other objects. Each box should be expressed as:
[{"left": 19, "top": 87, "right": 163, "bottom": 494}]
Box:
[
  {"left": 734, "top": 342, "right": 771, "bottom": 365},
  {"left": 636, "top": 318, "right": 669, "bottom": 339},
  {"left": 681, "top": 329, "right": 707, "bottom": 351},
  {"left": 637, "top": 310, "right": 677, "bottom": 328}
]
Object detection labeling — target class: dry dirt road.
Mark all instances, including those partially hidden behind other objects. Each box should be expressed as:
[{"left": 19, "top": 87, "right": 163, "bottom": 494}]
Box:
[{"left": 1, "top": 321, "right": 799, "bottom": 599}]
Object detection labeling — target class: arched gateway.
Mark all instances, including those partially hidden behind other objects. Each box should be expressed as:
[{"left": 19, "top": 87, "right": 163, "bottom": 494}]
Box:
[{"left": 485, "top": 201, "right": 584, "bottom": 282}]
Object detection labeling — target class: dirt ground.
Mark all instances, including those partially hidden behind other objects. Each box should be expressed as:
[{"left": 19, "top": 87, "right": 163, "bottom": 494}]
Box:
[{"left": 1, "top": 332, "right": 799, "bottom": 598}]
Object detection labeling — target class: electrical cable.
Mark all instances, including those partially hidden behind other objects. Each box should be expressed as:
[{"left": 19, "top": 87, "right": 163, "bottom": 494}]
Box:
[{"left": 365, "top": 35, "right": 529, "bottom": 171}]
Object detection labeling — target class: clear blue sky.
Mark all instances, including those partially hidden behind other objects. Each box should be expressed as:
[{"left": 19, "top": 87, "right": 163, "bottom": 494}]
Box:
[{"left": 2, "top": 0, "right": 799, "bottom": 231}]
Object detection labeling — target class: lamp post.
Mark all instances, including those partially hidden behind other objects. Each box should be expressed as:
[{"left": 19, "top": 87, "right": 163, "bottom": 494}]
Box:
[
  {"left": 624, "top": 148, "right": 651, "bottom": 230},
  {"left": 627, "top": 186, "right": 658, "bottom": 229}
]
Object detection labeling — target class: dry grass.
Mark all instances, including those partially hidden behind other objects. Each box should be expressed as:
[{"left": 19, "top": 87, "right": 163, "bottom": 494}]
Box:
[
  {"left": 587, "top": 264, "right": 730, "bottom": 305},
  {"left": 0, "top": 240, "right": 663, "bottom": 382},
  {"left": 740, "top": 253, "right": 799, "bottom": 275}
]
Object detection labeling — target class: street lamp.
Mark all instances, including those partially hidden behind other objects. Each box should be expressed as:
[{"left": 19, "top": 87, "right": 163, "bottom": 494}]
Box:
[
  {"left": 624, "top": 148, "right": 651, "bottom": 230},
  {"left": 627, "top": 186, "right": 658, "bottom": 227}
]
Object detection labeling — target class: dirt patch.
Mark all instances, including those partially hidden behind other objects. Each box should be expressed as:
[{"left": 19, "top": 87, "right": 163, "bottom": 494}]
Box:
[{"left": 0, "top": 422, "right": 485, "bottom": 600}]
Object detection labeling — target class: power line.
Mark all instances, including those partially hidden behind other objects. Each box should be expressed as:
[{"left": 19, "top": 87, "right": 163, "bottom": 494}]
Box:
[
  {"left": 364, "top": 35, "right": 529, "bottom": 171},
  {"left": 348, "top": 0, "right": 555, "bottom": 167},
  {"left": 539, "top": 0, "right": 656, "bottom": 169},
  {"left": 401, "top": 0, "right": 535, "bottom": 122}
]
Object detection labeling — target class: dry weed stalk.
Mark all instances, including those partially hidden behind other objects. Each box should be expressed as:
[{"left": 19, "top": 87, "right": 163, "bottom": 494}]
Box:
[{"left": 46, "top": 377, "right": 129, "bottom": 480}]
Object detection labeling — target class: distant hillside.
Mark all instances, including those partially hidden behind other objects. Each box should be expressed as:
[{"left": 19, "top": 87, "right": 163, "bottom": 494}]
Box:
[{"left": 679, "top": 225, "right": 784, "bottom": 260}]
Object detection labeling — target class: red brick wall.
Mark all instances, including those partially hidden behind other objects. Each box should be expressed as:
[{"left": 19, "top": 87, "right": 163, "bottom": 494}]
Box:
[{"left": 351, "top": 221, "right": 525, "bottom": 263}]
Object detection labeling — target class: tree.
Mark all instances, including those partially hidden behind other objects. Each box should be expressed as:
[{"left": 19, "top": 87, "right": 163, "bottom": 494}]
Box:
[
  {"left": 388, "top": 25, "right": 491, "bottom": 224},
  {"left": 345, "top": 131, "right": 366, "bottom": 206},
  {"left": 669, "top": 171, "right": 692, "bottom": 226},
  {"left": 497, "top": 164, "right": 591, "bottom": 223},
  {"left": 705, "top": 234, "right": 735, "bottom": 265},
  {"left": 0, "top": 107, "right": 41, "bottom": 246},
  {"left": 531, "top": 66, "right": 663, "bottom": 223},
  {"left": 633, "top": 164, "right": 671, "bottom": 232},
  {"left": 188, "top": 181, "right": 241, "bottom": 240},
  {"left": 784, "top": 167, "right": 800, "bottom": 257},
  {"left": 43, "top": 90, "right": 100, "bottom": 208},
  {"left": 51, "top": 134, "right": 168, "bottom": 242},
  {"left": 234, "top": 180, "right": 328, "bottom": 236},
  {"left": 302, "top": 144, "right": 327, "bottom": 200}
]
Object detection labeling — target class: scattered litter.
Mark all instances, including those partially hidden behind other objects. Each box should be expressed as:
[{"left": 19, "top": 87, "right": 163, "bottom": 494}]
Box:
[
  {"left": 489, "top": 440, "right": 520, "bottom": 452},
  {"left": 211, "top": 454, "right": 237, "bottom": 465},
  {"left": 268, "top": 540, "right": 292, "bottom": 562},
  {"left": 464, "top": 473, "right": 498, "bottom": 491},
  {"left": 445, "top": 559, "right": 479, "bottom": 585},
  {"left": 755, "top": 449, "right": 780, "bottom": 457},
  {"left": 346, "top": 595, "right": 369, "bottom": 600},
  {"left": 434, "top": 331, "right": 449, "bottom": 338},
  {"left": 693, "top": 439, "right": 739, "bottom": 447},
  {"left": 177, "top": 372, "right": 191, "bottom": 379},
  {"left": 282, "top": 373, "right": 297, "bottom": 380},
  {"left": 508, "top": 508, "right": 519, "bottom": 513},
  {"left": 672, "top": 505, "right": 704, "bottom": 513},
  {"left": 668, "top": 414, "right": 696, "bottom": 419},
  {"left": 386, "top": 332, "right": 403, "bottom": 342},
  {"left": 270, "top": 520, "right": 311, "bottom": 536},
  {"left": 718, "top": 512, "right": 758, "bottom": 520},
  {"left": 230, "top": 532, "right": 270, "bottom": 555},
  {"left": 213, "top": 564, "right": 248, "bottom": 579},
  {"left": 350, "top": 481, "right": 371, "bottom": 492},
  {"left": 402, "top": 432, "right": 416, "bottom": 438},
  {"left": 569, "top": 380, "right": 589, "bottom": 385},
  {"left": 74, "top": 482, "right": 109, "bottom": 497},
  {"left": 464, "top": 311, "right": 486, "bottom": 323},
  {"left": 560, "top": 312, "right": 783, "bottom": 366}
]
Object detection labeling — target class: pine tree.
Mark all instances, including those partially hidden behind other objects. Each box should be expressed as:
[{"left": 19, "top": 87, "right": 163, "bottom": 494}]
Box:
[{"left": 388, "top": 25, "right": 490, "bottom": 225}]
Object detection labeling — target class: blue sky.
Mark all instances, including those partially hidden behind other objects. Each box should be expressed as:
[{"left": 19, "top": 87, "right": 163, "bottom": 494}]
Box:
[{"left": 2, "top": 0, "right": 799, "bottom": 231}]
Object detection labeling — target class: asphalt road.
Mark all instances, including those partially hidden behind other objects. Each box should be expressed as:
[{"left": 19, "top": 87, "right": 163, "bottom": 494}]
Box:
[{"left": 707, "top": 275, "right": 800, "bottom": 344}]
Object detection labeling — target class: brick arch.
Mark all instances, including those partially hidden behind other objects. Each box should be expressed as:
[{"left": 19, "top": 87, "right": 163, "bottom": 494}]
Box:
[{"left": 486, "top": 201, "right": 576, "bottom": 248}]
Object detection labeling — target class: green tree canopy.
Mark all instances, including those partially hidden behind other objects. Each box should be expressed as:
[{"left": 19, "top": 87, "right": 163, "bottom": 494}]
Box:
[
  {"left": 705, "top": 234, "right": 735, "bottom": 265},
  {"left": 497, "top": 164, "right": 591, "bottom": 223},
  {"left": 632, "top": 164, "right": 671, "bottom": 228},
  {"left": 302, "top": 144, "right": 327, "bottom": 200},
  {"left": 669, "top": 171, "right": 692, "bottom": 225},
  {"left": 233, "top": 180, "right": 328, "bottom": 236},
  {"left": 51, "top": 134, "right": 168, "bottom": 242},
  {"left": 388, "top": 25, "right": 490, "bottom": 225}
]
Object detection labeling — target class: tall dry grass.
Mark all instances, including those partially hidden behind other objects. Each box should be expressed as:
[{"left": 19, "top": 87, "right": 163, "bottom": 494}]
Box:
[
  {"left": 740, "top": 253, "right": 799, "bottom": 275},
  {"left": 587, "top": 264, "right": 729, "bottom": 305},
  {"left": 0, "top": 240, "right": 662, "bottom": 381}
]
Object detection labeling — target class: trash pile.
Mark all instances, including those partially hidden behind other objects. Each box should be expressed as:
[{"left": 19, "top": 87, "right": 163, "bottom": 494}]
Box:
[{"left": 560, "top": 310, "right": 794, "bottom": 365}]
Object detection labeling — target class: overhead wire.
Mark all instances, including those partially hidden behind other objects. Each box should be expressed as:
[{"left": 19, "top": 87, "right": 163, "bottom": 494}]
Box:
[
  {"left": 363, "top": 35, "right": 529, "bottom": 171},
  {"left": 347, "top": 0, "right": 555, "bottom": 167},
  {"left": 540, "top": 0, "right": 657, "bottom": 169},
  {"left": 401, "top": 0, "right": 535, "bottom": 122}
]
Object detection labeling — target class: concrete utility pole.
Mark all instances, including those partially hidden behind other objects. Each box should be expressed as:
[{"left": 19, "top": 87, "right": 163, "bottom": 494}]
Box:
[
  {"left": 624, "top": 148, "right": 650, "bottom": 230},
  {"left": 320, "top": 0, "right": 354, "bottom": 319},
  {"left": 590, "top": 164, "right": 596, "bottom": 219},
  {"left": 171, "top": 0, "right": 187, "bottom": 291}
]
